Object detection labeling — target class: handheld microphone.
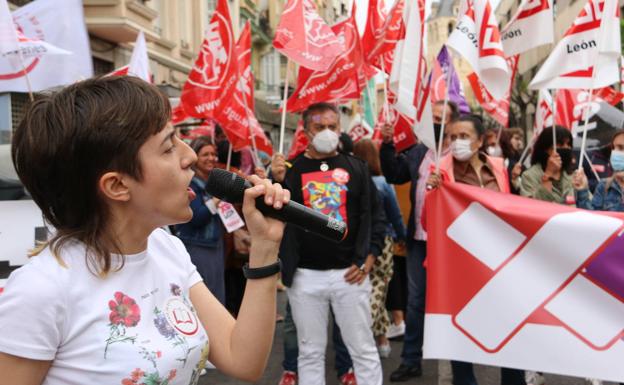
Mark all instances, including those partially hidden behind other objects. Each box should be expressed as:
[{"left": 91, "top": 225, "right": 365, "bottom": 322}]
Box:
[{"left": 205, "top": 169, "right": 348, "bottom": 243}]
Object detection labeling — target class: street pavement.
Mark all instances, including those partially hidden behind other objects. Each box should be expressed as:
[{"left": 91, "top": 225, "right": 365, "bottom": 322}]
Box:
[{"left": 200, "top": 292, "right": 616, "bottom": 385}]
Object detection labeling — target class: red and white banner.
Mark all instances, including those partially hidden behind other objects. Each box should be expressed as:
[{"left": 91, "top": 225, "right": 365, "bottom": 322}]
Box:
[
  {"left": 273, "top": 0, "right": 342, "bottom": 71},
  {"left": 180, "top": 0, "right": 238, "bottom": 120},
  {"left": 555, "top": 88, "right": 624, "bottom": 134},
  {"left": 424, "top": 182, "right": 624, "bottom": 382},
  {"left": 501, "top": 0, "right": 554, "bottom": 56},
  {"left": 467, "top": 55, "right": 518, "bottom": 127},
  {"left": 529, "top": 0, "right": 621, "bottom": 90},
  {"left": 372, "top": 95, "right": 418, "bottom": 152},
  {"left": 285, "top": 15, "right": 363, "bottom": 112},
  {"left": 389, "top": 0, "right": 428, "bottom": 119},
  {"left": 287, "top": 120, "right": 308, "bottom": 160},
  {"left": 367, "top": 0, "right": 406, "bottom": 74},
  {"left": 447, "top": 0, "right": 510, "bottom": 100},
  {"left": 109, "top": 31, "right": 151, "bottom": 83},
  {"left": 0, "top": 0, "right": 92, "bottom": 92},
  {"left": 534, "top": 89, "right": 554, "bottom": 135}
]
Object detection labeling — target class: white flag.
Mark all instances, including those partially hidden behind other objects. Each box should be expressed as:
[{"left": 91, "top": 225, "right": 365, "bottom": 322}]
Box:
[
  {"left": 534, "top": 89, "right": 554, "bottom": 136},
  {"left": 529, "top": 0, "right": 621, "bottom": 90},
  {"left": 0, "top": 0, "right": 18, "bottom": 55},
  {"left": 447, "top": 0, "right": 510, "bottom": 100},
  {"left": 413, "top": 75, "right": 436, "bottom": 151},
  {"left": 389, "top": 0, "right": 428, "bottom": 119},
  {"left": 501, "top": 0, "right": 554, "bottom": 56},
  {"left": 0, "top": 0, "right": 92, "bottom": 93},
  {"left": 109, "top": 31, "right": 151, "bottom": 83}
]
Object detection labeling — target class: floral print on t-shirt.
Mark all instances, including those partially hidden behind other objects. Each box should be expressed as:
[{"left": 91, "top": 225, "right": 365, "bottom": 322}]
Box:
[
  {"left": 105, "top": 291, "right": 141, "bottom": 358},
  {"left": 105, "top": 284, "right": 208, "bottom": 385}
]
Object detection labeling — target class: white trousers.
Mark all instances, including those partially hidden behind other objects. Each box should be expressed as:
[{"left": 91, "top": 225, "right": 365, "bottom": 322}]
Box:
[{"left": 288, "top": 268, "right": 383, "bottom": 385}]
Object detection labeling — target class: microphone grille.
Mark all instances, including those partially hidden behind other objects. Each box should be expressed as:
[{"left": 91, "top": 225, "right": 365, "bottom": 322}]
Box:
[{"left": 205, "top": 168, "right": 247, "bottom": 203}]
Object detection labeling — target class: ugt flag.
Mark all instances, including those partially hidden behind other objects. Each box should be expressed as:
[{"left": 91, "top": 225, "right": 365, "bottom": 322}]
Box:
[
  {"left": 501, "top": 0, "right": 554, "bottom": 56},
  {"left": 424, "top": 182, "right": 624, "bottom": 382},
  {"left": 0, "top": 0, "right": 92, "bottom": 92},
  {"left": 273, "top": 0, "right": 342, "bottom": 71},
  {"left": 109, "top": 31, "right": 151, "bottom": 83},
  {"left": 529, "top": 0, "right": 621, "bottom": 90},
  {"left": 180, "top": 0, "right": 238, "bottom": 119}
]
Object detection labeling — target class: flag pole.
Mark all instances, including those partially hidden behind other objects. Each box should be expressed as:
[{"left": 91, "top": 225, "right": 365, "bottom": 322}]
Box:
[
  {"left": 226, "top": 142, "right": 233, "bottom": 171},
  {"left": 278, "top": 58, "right": 291, "bottom": 154},
  {"left": 435, "top": 55, "right": 453, "bottom": 173},
  {"left": 583, "top": 148, "right": 601, "bottom": 181},
  {"left": 577, "top": 86, "right": 595, "bottom": 171},
  {"left": 241, "top": 89, "right": 262, "bottom": 168}
]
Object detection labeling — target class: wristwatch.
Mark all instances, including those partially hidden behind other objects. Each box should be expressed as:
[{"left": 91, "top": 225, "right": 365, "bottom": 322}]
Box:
[{"left": 242, "top": 259, "right": 282, "bottom": 279}]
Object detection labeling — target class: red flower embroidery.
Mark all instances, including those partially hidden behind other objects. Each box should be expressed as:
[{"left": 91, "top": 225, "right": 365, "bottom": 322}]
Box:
[
  {"left": 108, "top": 291, "right": 141, "bottom": 327},
  {"left": 130, "top": 368, "right": 144, "bottom": 381},
  {"left": 167, "top": 369, "right": 177, "bottom": 381},
  {"left": 156, "top": 350, "right": 162, "bottom": 358}
]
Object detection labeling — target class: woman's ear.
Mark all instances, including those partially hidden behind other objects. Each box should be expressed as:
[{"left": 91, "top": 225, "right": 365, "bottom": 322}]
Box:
[{"left": 99, "top": 172, "right": 131, "bottom": 202}]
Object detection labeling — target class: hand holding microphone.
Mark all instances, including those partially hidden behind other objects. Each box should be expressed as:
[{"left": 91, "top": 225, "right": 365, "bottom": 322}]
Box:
[{"left": 206, "top": 169, "right": 348, "bottom": 243}]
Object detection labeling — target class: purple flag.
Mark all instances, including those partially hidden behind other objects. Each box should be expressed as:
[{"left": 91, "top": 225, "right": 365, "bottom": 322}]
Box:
[{"left": 431, "top": 45, "right": 471, "bottom": 115}]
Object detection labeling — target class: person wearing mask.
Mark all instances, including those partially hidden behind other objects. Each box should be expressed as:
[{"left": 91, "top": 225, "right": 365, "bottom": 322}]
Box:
[
  {"left": 573, "top": 129, "right": 624, "bottom": 211},
  {"left": 520, "top": 126, "right": 575, "bottom": 205},
  {"left": 354, "top": 139, "right": 408, "bottom": 359},
  {"left": 272, "top": 102, "right": 382, "bottom": 385},
  {"left": 380, "top": 100, "right": 459, "bottom": 382},
  {"left": 426, "top": 115, "right": 525, "bottom": 385},
  {"left": 176, "top": 136, "right": 226, "bottom": 305}
]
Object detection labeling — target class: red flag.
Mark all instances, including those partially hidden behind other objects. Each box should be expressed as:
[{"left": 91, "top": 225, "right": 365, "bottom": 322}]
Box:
[
  {"left": 374, "top": 91, "right": 417, "bottom": 153},
  {"left": 179, "top": 0, "right": 238, "bottom": 120},
  {"left": 467, "top": 55, "right": 518, "bottom": 127},
  {"left": 216, "top": 21, "right": 273, "bottom": 155},
  {"left": 287, "top": 120, "right": 309, "bottom": 160},
  {"left": 360, "top": 0, "right": 387, "bottom": 77},
  {"left": 367, "top": 0, "right": 406, "bottom": 74},
  {"left": 171, "top": 105, "right": 189, "bottom": 125},
  {"left": 285, "top": 15, "right": 363, "bottom": 112},
  {"left": 273, "top": 0, "right": 342, "bottom": 71},
  {"left": 555, "top": 88, "right": 624, "bottom": 133},
  {"left": 425, "top": 182, "right": 624, "bottom": 381}
]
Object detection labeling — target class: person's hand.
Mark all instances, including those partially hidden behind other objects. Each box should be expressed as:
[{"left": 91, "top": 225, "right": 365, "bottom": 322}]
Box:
[
  {"left": 511, "top": 162, "right": 522, "bottom": 181},
  {"left": 426, "top": 172, "right": 441, "bottom": 190},
  {"left": 344, "top": 263, "right": 368, "bottom": 285},
  {"left": 271, "top": 153, "right": 287, "bottom": 183},
  {"left": 254, "top": 166, "right": 267, "bottom": 179},
  {"left": 572, "top": 169, "right": 588, "bottom": 191},
  {"left": 381, "top": 123, "right": 394, "bottom": 144},
  {"left": 544, "top": 152, "right": 562, "bottom": 179},
  {"left": 243, "top": 175, "right": 290, "bottom": 266}
]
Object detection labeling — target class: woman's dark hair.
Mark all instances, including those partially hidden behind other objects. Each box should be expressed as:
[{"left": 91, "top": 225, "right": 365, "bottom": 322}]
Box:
[
  {"left": 433, "top": 100, "right": 461, "bottom": 122},
  {"left": 611, "top": 129, "right": 624, "bottom": 149},
  {"left": 353, "top": 139, "right": 382, "bottom": 176},
  {"left": 530, "top": 126, "right": 573, "bottom": 169},
  {"left": 455, "top": 115, "right": 486, "bottom": 138},
  {"left": 190, "top": 135, "right": 215, "bottom": 155},
  {"left": 500, "top": 127, "right": 523, "bottom": 159},
  {"left": 11, "top": 76, "right": 171, "bottom": 276}
]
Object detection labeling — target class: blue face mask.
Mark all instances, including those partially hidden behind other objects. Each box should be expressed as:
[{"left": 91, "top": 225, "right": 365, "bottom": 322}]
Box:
[{"left": 610, "top": 150, "right": 624, "bottom": 171}]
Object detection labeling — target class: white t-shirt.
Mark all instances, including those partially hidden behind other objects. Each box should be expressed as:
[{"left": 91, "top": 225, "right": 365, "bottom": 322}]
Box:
[{"left": 0, "top": 228, "right": 209, "bottom": 385}]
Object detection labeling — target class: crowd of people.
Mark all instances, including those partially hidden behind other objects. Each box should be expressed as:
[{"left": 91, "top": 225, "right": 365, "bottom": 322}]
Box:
[
  {"left": 174, "top": 99, "right": 623, "bottom": 385},
  {"left": 1, "top": 76, "right": 621, "bottom": 385}
]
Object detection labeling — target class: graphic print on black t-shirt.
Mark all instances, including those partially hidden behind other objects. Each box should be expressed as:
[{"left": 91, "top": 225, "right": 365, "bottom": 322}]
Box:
[{"left": 301, "top": 168, "right": 350, "bottom": 224}]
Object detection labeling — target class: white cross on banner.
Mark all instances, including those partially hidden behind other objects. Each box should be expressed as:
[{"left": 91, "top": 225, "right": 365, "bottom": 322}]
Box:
[{"left": 424, "top": 182, "right": 624, "bottom": 382}]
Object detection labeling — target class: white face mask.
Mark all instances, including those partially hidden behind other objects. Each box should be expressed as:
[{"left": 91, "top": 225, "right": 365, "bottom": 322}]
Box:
[
  {"left": 312, "top": 129, "right": 340, "bottom": 154},
  {"left": 452, "top": 139, "right": 475, "bottom": 161},
  {"left": 487, "top": 145, "right": 503, "bottom": 158}
]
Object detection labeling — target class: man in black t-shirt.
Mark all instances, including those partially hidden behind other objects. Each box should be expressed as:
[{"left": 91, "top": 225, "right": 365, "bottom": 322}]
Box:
[{"left": 273, "top": 103, "right": 382, "bottom": 385}]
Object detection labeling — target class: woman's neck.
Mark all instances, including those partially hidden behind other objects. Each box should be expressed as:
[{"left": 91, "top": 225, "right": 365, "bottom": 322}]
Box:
[{"left": 194, "top": 168, "right": 209, "bottom": 181}]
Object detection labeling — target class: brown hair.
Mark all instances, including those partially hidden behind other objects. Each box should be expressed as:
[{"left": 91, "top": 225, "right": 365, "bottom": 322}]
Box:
[
  {"left": 11, "top": 76, "right": 171, "bottom": 275},
  {"left": 190, "top": 135, "right": 216, "bottom": 155},
  {"left": 353, "top": 139, "right": 382, "bottom": 176}
]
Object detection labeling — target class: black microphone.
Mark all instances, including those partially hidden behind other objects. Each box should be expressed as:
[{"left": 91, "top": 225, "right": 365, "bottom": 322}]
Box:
[{"left": 205, "top": 169, "right": 348, "bottom": 243}]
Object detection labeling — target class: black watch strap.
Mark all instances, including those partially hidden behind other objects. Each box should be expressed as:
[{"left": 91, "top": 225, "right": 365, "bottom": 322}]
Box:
[{"left": 243, "top": 259, "right": 282, "bottom": 279}]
